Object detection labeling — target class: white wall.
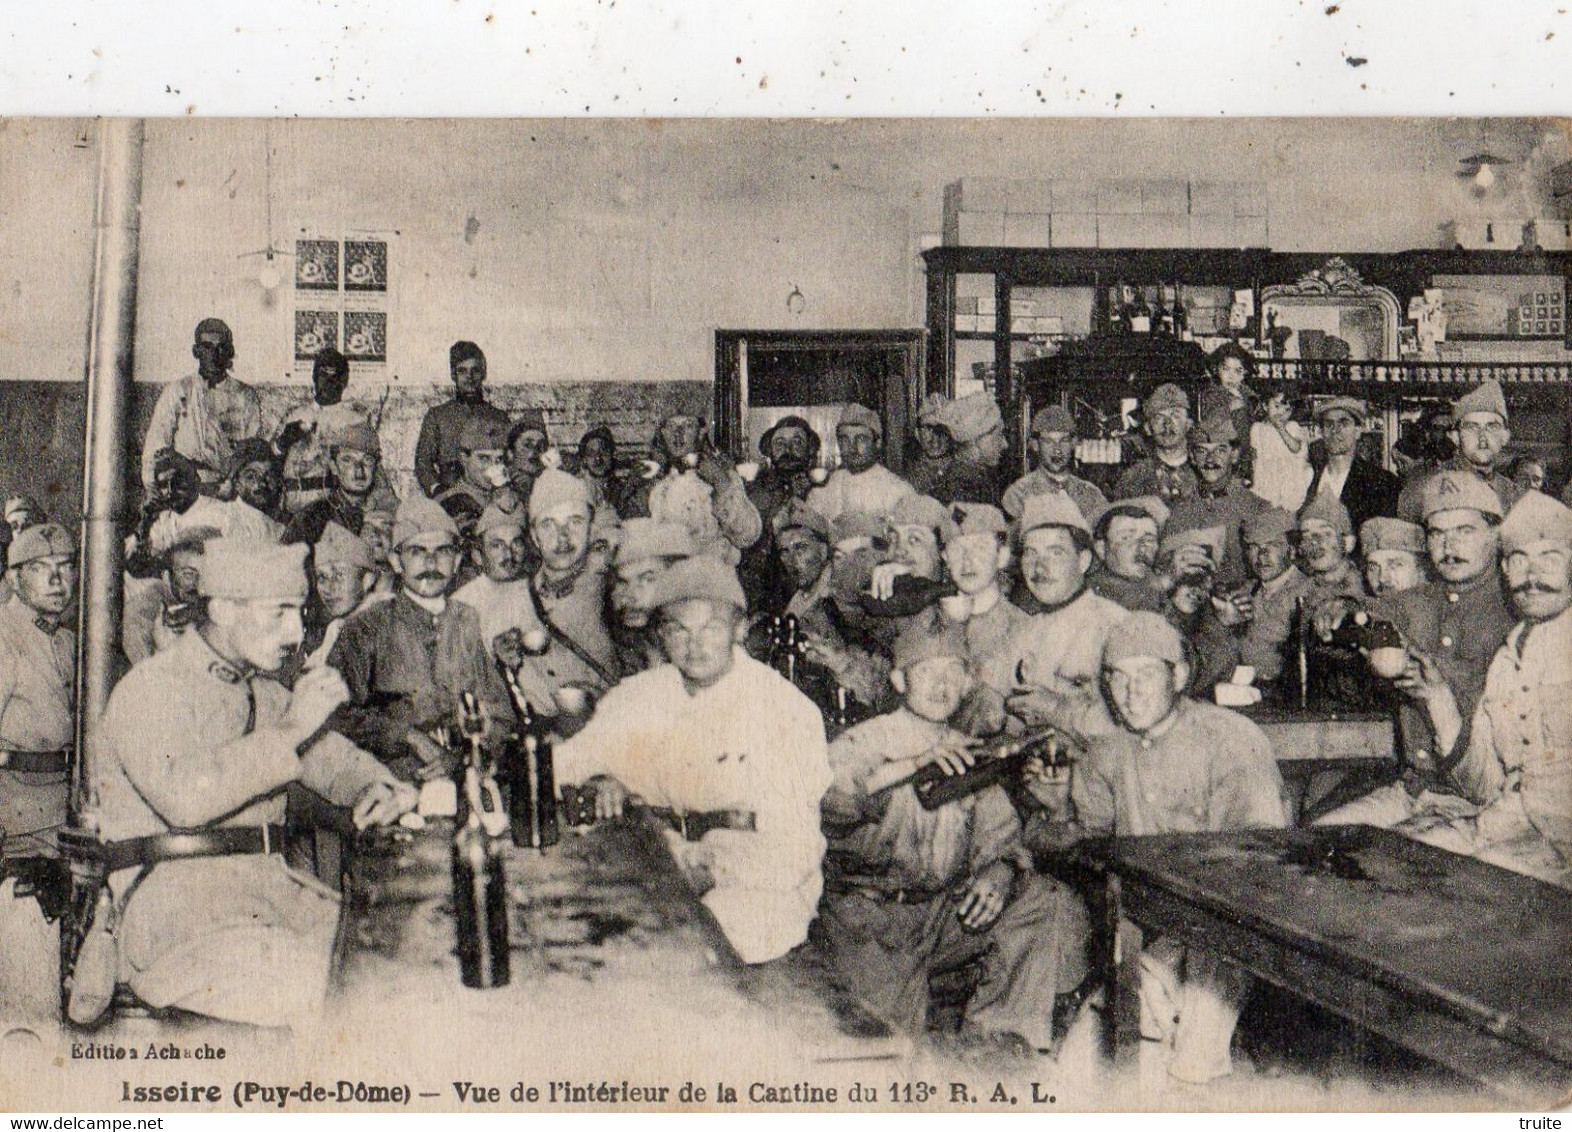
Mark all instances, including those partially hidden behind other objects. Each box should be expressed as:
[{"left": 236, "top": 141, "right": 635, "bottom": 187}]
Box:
[{"left": 1, "top": 117, "right": 1565, "bottom": 388}]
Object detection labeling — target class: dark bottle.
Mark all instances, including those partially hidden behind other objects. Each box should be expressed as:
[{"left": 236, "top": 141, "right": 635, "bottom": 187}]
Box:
[
  {"left": 1173, "top": 282, "right": 1190, "bottom": 339},
  {"left": 1156, "top": 284, "right": 1176, "bottom": 336},
  {"left": 498, "top": 663, "right": 560, "bottom": 850},
  {"left": 453, "top": 692, "right": 510, "bottom": 988},
  {"left": 1129, "top": 286, "right": 1153, "bottom": 334}
]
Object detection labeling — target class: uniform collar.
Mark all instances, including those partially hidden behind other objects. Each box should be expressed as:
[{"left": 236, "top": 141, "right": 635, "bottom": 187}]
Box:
[
  {"left": 398, "top": 589, "right": 447, "bottom": 617},
  {"left": 192, "top": 627, "right": 252, "bottom": 685},
  {"left": 537, "top": 564, "right": 585, "bottom": 600}
]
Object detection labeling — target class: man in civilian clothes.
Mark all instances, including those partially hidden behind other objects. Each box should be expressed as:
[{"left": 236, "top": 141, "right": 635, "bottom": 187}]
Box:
[{"left": 1302, "top": 397, "right": 1399, "bottom": 545}]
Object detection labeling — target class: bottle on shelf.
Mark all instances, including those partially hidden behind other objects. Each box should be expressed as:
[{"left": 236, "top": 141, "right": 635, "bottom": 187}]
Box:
[
  {"left": 1157, "top": 284, "right": 1176, "bottom": 337},
  {"left": 1173, "top": 282, "right": 1190, "bottom": 340},
  {"left": 1129, "top": 286, "right": 1153, "bottom": 335}
]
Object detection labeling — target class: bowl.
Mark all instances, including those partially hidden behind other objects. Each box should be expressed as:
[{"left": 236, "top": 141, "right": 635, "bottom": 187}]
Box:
[{"left": 1368, "top": 646, "right": 1409, "bottom": 679}]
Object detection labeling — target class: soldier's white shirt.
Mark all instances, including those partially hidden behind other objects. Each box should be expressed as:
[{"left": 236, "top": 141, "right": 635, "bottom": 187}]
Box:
[
  {"left": 1449, "top": 603, "right": 1572, "bottom": 885},
  {"left": 807, "top": 464, "right": 915, "bottom": 525},
  {"left": 1005, "top": 586, "right": 1128, "bottom": 739},
  {"left": 556, "top": 648, "right": 832, "bottom": 963}
]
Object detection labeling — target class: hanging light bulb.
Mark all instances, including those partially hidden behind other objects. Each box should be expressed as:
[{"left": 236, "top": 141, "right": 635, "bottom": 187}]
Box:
[
  {"left": 1474, "top": 160, "right": 1496, "bottom": 190},
  {"left": 258, "top": 251, "right": 283, "bottom": 291}
]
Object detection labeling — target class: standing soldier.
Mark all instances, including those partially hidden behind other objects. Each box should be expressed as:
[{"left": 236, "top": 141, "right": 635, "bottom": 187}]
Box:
[
  {"left": 1002, "top": 404, "right": 1108, "bottom": 528},
  {"left": 437, "top": 416, "right": 517, "bottom": 535},
  {"left": 413, "top": 341, "right": 512, "bottom": 498},
  {"left": 275, "top": 347, "right": 388, "bottom": 516},
  {"left": 1398, "top": 380, "right": 1522, "bottom": 522},
  {"left": 930, "top": 394, "right": 1009, "bottom": 506},
  {"left": 1360, "top": 517, "right": 1428, "bottom": 597},
  {"left": 807, "top": 404, "right": 915, "bottom": 525},
  {"left": 626, "top": 413, "right": 762, "bottom": 565},
  {"left": 141, "top": 317, "right": 264, "bottom": 492},
  {"left": 92, "top": 539, "right": 414, "bottom": 1029}
]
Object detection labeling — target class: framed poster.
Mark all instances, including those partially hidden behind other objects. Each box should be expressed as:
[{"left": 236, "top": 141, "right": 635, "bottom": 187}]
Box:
[{"left": 1433, "top": 273, "right": 1566, "bottom": 340}]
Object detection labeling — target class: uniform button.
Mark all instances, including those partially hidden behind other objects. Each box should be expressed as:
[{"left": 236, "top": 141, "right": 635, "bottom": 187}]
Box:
[
  {"left": 1139, "top": 738, "right": 1152, "bottom": 750},
  {"left": 1142, "top": 791, "right": 1156, "bottom": 804},
  {"left": 1523, "top": 737, "right": 1532, "bottom": 746},
  {"left": 1447, "top": 592, "right": 1459, "bottom": 604},
  {"left": 1440, "top": 636, "right": 1453, "bottom": 648}
]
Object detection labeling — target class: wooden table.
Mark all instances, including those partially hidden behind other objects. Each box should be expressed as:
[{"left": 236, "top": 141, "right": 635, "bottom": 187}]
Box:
[
  {"left": 1243, "top": 707, "right": 1396, "bottom": 823},
  {"left": 1081, "top": 825, "right": 1572, "bottom": 1104},
  {"left": 329, "top": 816, "right": 905, "bottom": 1084}
]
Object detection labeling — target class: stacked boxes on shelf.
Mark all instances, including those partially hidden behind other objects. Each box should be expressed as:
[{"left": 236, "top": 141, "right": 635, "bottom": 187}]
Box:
[{"left": 942, "top": 177, "right": 1269, "bottom": 249}]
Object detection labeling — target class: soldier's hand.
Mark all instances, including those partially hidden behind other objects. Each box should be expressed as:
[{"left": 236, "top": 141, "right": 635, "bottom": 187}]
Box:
[
  {"left": 1212, "top": 591, "right": 1254, "bottom": 626},
  {"left": 798, "top": 631, "right": 848, "bottom": 675},
  {"left": 405, "top": 730, "right": 450, "bottom": 771},
  {"left": 868, "top": 562, "right": 912, "bottom": 601},
  {"left": 492, "top": 628, "right": 526, "bottom": 672},
  {"left": 1006, "top": 686, "right": 1065, "bottom": 729},
  {"left": 286, "top": 666, "right": 350, "bottom": 739},
  {"left": 957, "top": 861, "right": 1015, "bottom": 931},
  {"left": 1392, "top": 649, "right": 1452, "bottom": 707},
  {"left": 589, "top": 775, "right": 630, "bottom": 820},
  {"left": 922, "top": 736, "right": 980, "bottom": 777},
  {"left": 1312, "top": 597, "right": 1356, "bottom": 642},
  {"left": 352, "top": 779, "right": 418, "bottom": 829},
  {"left": 693, "top": 449, "right": 734, "bottom": 489}
]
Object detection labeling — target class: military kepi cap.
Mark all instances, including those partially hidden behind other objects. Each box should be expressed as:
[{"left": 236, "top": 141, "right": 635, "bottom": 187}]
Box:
[
  {"left": 1297, "top": 494, "right": 1354, "bottom": 536},
  {"left": 1017, "top": 492, "right": 1090, "bottom": 538},
  {"left": 1360, "top": 517, "right": 1426, "bottom": 555},
  {"left": 837, "top": 403, "right": 883, "bottom": 437},
  {"left": 8, "top": 522, "right": 74, "bottom": 567},
  {"left": 1143, "top": 383, "right": 1189, "bottom": 415},
  {"left": 393, "top": 494, "right": 460, "bottom": 550},
  {"left": 649, "top": 556, "right": 746, "bottom": 611},
  {"left": 1500, "top": 490, "right": 1572, "bottom": 554},
  {"left": 201, "top": 539, "right": 308, "bottom": 602},
  {"left": 891, "top": 620, "right": 969, "bottom": 672},
  {"left": 314, "top": 522, "right": 375, "bottom": 571},
  {"left": 1030, "top": 404, "right": 1076, "bottom": 437},
  {"left": 1240, "top": 507, "right": 1297, "bottom": 545},
  {"left": 1103, "top": 611, "right": 1185, "bottom": 668},
  {"left": 1453, "top": 379, "right": 1508, "bottom": 423},
  {"left": 529, "top": 468, "right": 591, "bottom": 517},
  {"left": 1420, "top": 469, "right": 1504, "bottom": 520}
]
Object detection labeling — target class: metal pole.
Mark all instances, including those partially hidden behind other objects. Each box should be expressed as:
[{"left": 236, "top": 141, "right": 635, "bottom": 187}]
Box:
[{"left": 73, "top": 118, "right": 144, "bottom": 819}]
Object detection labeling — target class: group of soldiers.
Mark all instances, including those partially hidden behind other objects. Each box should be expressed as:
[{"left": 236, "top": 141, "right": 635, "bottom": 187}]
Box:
[{"left": 0, "top": 314, "right": 1568, "bottom": 1088}]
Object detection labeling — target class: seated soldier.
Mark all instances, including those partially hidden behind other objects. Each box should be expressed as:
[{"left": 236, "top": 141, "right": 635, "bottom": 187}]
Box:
[
  {"left": 1088, "top": 496, "right": 1169, "bottom": 613},
  {"left": 806, "top": 403, "right": 916, "bottom": 525},
  {"left": 907, "top": 394, "right": 955, "bottom": 500},
  {"left": 608, "top": 519, "right": 697, "bottom": 675},
  {"left": 327, "top": 496, "right": 505, "bottom": 781},
  {"left": 452, "top": 497, "right": 537, "bottom": 646},
  {"left": 93, "top": 540, "right": 415, "bottom": 1029},
  {"left": 1222, "top": 507, "right": 1310, "bottom": 696},
  {"left": 814, "top": 621, "right": 1088, "bottom": 1056},
  {"left": 1154, "top": 525, "right": 1239, "bottom": 697},
  {"left": 122, "top": 526, "right": 219, "bottom": 665},
  {"left": 503, "top": 409, "right": 551, "bottom": 505},
  {"left": 930, "top": 394, "right": 1009, "bottom": 506},
  {"left": 301, "top": 521, "right": 382, "bottom": 669},
  {"left": 282, "top": 421, "right": 394, "bottom": 547},
  {"left": 135, "top": 449, "right": 278, "bottom": 570},
  {"left": 1034, "top": 612, "right": 1287, "bottom": 1085},
  {"left": 437, "top": 416, "right": 517, "bottom": 538},
  {"left": 556, "top": 557, "right": 832, "bottom": 964},
  {"left": 219, "top": 439, "right": 288, "bottom": 530},
  {"left": 1004, "top": 493, "right": 1127, "bottom": 743},
  {"left": 1360, "top": 516, "right": 1428, "bottom": 597}
]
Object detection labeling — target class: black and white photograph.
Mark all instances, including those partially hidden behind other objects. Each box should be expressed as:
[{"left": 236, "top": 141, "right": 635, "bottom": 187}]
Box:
[{"left": 0, "top": 6, "right": 1567, "bottom": 1120}]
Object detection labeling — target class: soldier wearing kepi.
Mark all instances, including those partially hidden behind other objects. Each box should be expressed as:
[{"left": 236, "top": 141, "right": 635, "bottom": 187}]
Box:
[
  {"left": 1038, "top": 612, "right": 1287, "bottom": 1084},
  {"left": 0, "top": 523, "right": 77, "bottom": 1025},
  {"left": 1165, "top": 410, "right": 1270, "bottom": 588},
  {"left": 92, "top": 539, "right": 414, "bottom": 1029},
  {"left": 814, "top": 621, "right": 1087, "bottom": 1056},
  {"left": 1398, "top": 380, "right": 1523, "bottom": 522},
  {"left": 1088, "top": 496, "right": 1169, "bottom": 613},
  {"left": 0, "top": 523, "right": 78, "bottom": 858},
  {"left": 1316, "top": 470, "right": 1515, "bottom": 830},
  {"left": 1002, "top": 404, "right": 1108, "bottom": 529},
  {"left": 1113, "top": 383, "right": 1199, "bottom": 506},
  {"left": 413, "top": 341, "right": 512, "bottom": 499},
  {"left": 437, "top": 416, "right": 517, "bottom": 536},
  {"left": 1004, "top": 493, "right": 1128, "bottom": 743},
  {"left": 282, "top": 420, "right": 395, "bottom": 548},
  {"left": 1360, "top": 517, "right": 1428, "bottom": 597},
  {"left": 556, "top": 557, "right": 832, "bottom": 965},
  {"left": 141, "top": 317, "right": 264, "bottom": 492},
  {"left": 807, "top": 403, "right": 915, "bottom": 525},
  {"left": 1395, "top": 491, "right": 1572, "bottom": 887},
  {"left": 327, "top": 495, "right": 503, "bottom": 781},
  {"left": 607, "top": 518, "right": 697, "bottom": 676}
]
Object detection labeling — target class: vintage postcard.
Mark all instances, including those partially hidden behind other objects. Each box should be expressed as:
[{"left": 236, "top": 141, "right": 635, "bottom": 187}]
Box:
[{"left": 0, "top": 29, "right": 1567, "bottom": 1119}]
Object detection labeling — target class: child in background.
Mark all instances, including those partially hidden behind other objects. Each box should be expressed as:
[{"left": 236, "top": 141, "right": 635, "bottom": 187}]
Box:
[{"left": 1249, "top": 389, "right": 1313, "bottom": 511}]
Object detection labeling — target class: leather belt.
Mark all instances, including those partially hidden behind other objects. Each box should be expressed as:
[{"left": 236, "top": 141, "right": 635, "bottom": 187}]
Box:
[
  {"left": 0, "top": 750, "right": 70, "bottom": 774},
  {"left": 826, "top": 876, "right": 947, "bottom": 905},
  {"left": 643, "top": 806, "right": 756, "bottom": 843},
  {"left": 101, "top": 824, "right": 288, "bottom": 874}
]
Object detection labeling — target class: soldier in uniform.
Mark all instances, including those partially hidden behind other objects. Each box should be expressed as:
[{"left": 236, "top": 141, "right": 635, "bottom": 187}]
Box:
[
  {"left": 502, "top": 409, "right": 551, "bottom": 506},
  {"left": 122, "top": 525, "right": 219, "bottom": 665},
  {"left": 1226, "top": 507, "right": 1311, "bottom": 692},
  {"left": 931, "top": 503, "right": 1031, "bottom": 721},
  {"left": 608, "top": 518, "right": 697, "bottom": 676},
  {"left": 1165, "top": 411, "right": 1270, "bottom": 588},
  {"left": 1036, "top": 612, "right": 1287, "bottom": 1084},
  {"left": 413, "top": 341, "right": 512, "bottom": 498},
  {"left": 814, "top": 621, "right": 1087, "bottom": 1054},
  {"left": 1002, "top": 404, "right": 1108, "bottom": 528},
  {"left": 1003, "top": 493, "right": 1127, "bottom": 743},
  {"left": 1360, "top": 516, "right": 1428, "bottom": 597},
  {"left": 906, "top": 393, "right": 955, "bottom": 500},
  {"left": 451, "top": 496, "right": 537, "bottom": 647},
  {"left": 1296, "top": 495, "right": 1367, "bottom": 607},
  {"left": 1316, "top": 471, "right": 1515, "bottom": 829},
  {"left": 93, "top": 538, "right": 414, "bottom": 1030},
  {"left": 0, "top": 524, "right": 76, "bottom": 1024},
  {"left": 282, "top": 421, "right": 395, "bottom": 547},
  {"left": 740, "top": 415, "right": 820, "bottom": 613},
  {"left": 930, "top": 393, "right": 1008, "bottom": 506},
  {"left": 1398, "top": 380, "right": 1522, "bottom": 522},
  {"left": 436, "top": 416, "right": 517, "bottom": 536},
  {"left": 574, "top": 425, "right": 622, "bottom": 523},
  {"left": 1113, "top": 383, "right": 1198, "bottom": 506},
  {"left": 219, "top": 438, "right": 288, "bottom": 530},
  {"left": 1088, "top": 496, "right": 1169, "bottom": 613},
  {"left": 557, "top": 557, "right": 832, "bottom": 965},
  {"left": 299, "top": 521, "right": 381, "bottom": 670},
  {"left": 807, "top": 403, "right": 915, "bottom": 525},
  {"left": 4, "top": 495, "right": 44, "bottom": 537},
  {"left": 141, "top": 317, "right": 264, "bottom": 492},
  {"left": 622, "top": 413, "right": 762, "bottom": 565},
  {"left": 1394, "top": 491, "right": 1572, "bottom": 887},
  {"left": 327, "top": 495, "right": 503, "bottom": 781}
]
